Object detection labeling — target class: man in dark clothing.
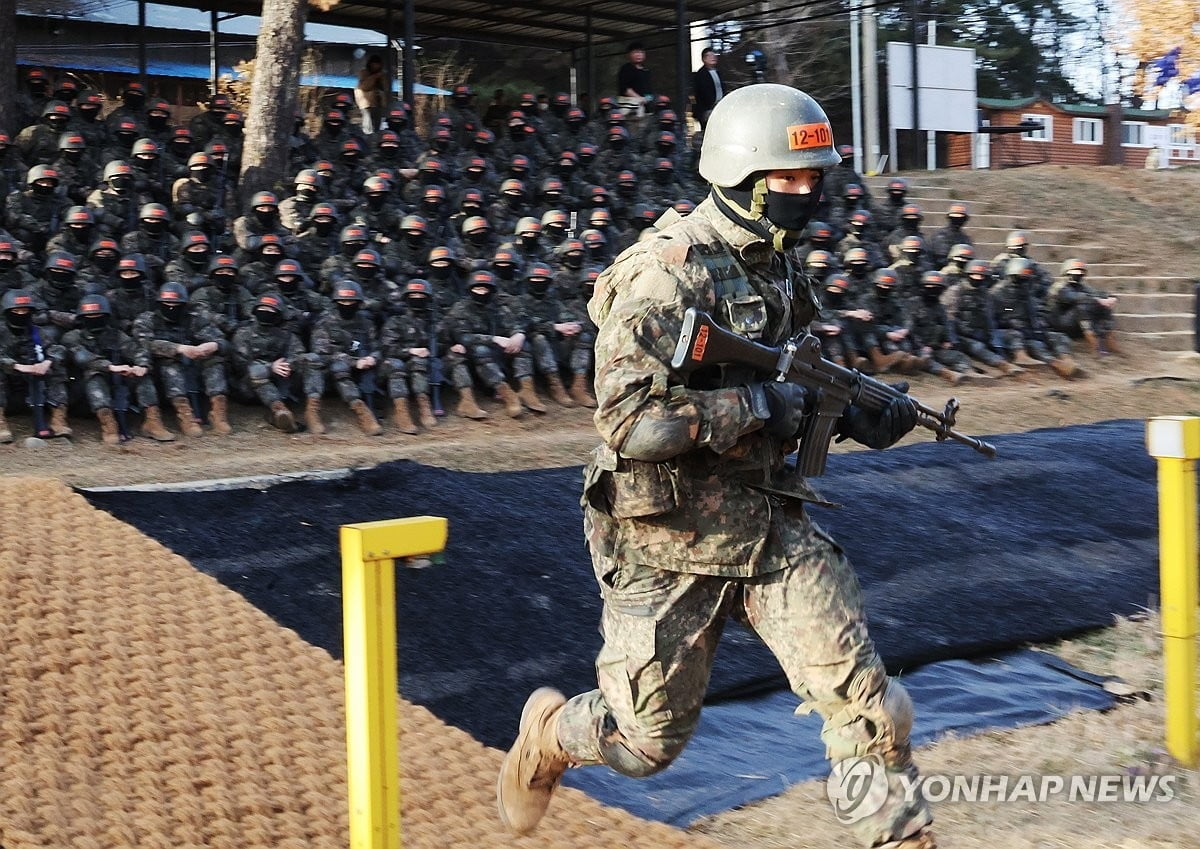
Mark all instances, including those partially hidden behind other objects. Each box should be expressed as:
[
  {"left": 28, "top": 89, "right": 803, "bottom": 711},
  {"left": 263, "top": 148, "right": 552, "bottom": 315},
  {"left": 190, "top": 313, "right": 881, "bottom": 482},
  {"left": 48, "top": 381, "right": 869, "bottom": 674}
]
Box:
[{"left": 691, "top": 48, "right": 724, "bottom": 130}]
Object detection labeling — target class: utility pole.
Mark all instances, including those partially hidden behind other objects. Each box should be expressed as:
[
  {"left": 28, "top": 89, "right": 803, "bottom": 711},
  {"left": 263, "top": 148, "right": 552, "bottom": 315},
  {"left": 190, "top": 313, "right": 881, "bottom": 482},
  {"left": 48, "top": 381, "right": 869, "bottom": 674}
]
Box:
[
  {"left": 909, "top": 0, "right": 920, "bottom": 171},
  {"left": 926, "top": 19, "right": 936, "bottom": 170},
  {"left": 849, "top": 0, "right": 863, "bottom": 174},
  {"left": 863, "top": 10, "right": 880, "bottom": 174}
]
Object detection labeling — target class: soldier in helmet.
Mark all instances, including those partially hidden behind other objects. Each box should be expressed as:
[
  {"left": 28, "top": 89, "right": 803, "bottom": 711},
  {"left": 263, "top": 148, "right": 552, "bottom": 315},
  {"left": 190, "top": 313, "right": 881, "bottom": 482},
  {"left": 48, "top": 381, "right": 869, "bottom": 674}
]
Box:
[
  {"left": 279, "top": 169, "right": 324, "bottom": 234},
  {"left": 992, "top": 257, "right": 1084, "bottom": 378},
  {"left": 78, "top": 236, "right": 124, "bottom": 295},
  {"left": 171, "top": 152, "right": 227, "bottom": 242},
  {"left": 16, "top": 68, "right": 52, "bottom": 129},
  {"left": 105, "top": 81, "right": 149, "bottom": 134},
  {"left": 0, "top": 287, "right": 71, "bottom": 441},
  {"left": 86, "top": 160, "right": 146, "bottom": 239},
  {"left": 0, "top": 238, "right": 36, "bottom": 293},
  {"left": 888, "top": 234, "right": 930, "bottom": 306},
  {"left": 857, "top": 267, "right": 925, "bottom": 373},
  {"left": 108, "top": 254, "right": 155, "bottom": 333},
  {"left": 908, "top": 270, "right": 982, "bottom": 385},
  {"left": 49, "top": 131, "right": 95, "bottom": 204},
  {"left": 837, "top": 208, "right": 885, "bottom": 268},
  {"left": 311, "top": 280, "right": 385, "bottom": 435},
  {"left": 63, "top": 293, "right": 176, "bottom": 443},
  {"left": 32, "top": 251, "right": 85, "bottom": 344},
  {"left": 70, "top": 90, "right": 109, "bottom": 152},
  {"left": 497, "top": 84, "right": 933, "bottom": 849},
  {"left": 378, "top": 279, "right": 444, "bottom": 434},
  {"left": 233, "top": 191, "right": 296, "bottom": 255},
  {"left": 46, "top": 205, "right": 96, "bottom": 257},
  {"left": 874, "top": 176, "right": 909, "bottom": 233},
  {"left": 928, "top": 203, "right": 971, "bottom": 269},
  {"left": 16, "top": 100, "right": 73, "bottom": 165},
  {"left": 231, "top": 292, "right": 324, "bottom": 433},
  {"left": 825, "top": 142, "right": 872, "bottom": 206},
  {"left": 884, "top": 203, "right": 926, "bottom": 262},
  {"left": 939, "top": 243, "right": 975, "bottom": 289},
  {"left": 941, "top": 258, "right": 1023, "bottom": 377},
  {"left": 295, "top": 203, "right": 341, "bottom": 272},
  {"left": 6, "top": 165, "right": 70, "bottom": 251},
  {"left": 990, "top": 230, "right": 1050, "bottom": 297},
  {"left": 0, "top": 133, "right": 29, "bottom": 220},
  {"left": 164, "top": 231, "right": 215, "bottom": 292},
  {"left": 350, "top": 175, "right": 403, "bottom": 243},
  {"left": 516, "top": 261, "right": 581, "bottom": 408},
  {"left": 192, "top": 254, "right": 256, "bottom": 338},
  {"left": 133, "top": 282, "right": 232, "bottom": 436},
  {"left": 188, "top": 94, "right": 232, "bottom": 148},
  {"left": 1047, "top": 258, "right": 1120, "bottom": 355},
  {"left": 121, "top": 202, "right": 180, "bottom": 282}
]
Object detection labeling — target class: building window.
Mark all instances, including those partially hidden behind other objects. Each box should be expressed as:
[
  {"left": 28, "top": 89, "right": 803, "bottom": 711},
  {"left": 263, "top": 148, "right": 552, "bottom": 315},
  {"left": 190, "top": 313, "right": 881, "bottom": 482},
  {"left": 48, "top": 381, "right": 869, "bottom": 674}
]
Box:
[
  {"left": 1169, "top": 124, "right": 1192, "bottom": 145},
  {"left": 1073, "top": 118, "right": 1103, "bottom": 145},
  {"left": 1020, "top": 114, "right": 1051, "bottom": 142},
  {"left": 1121, "top": 122, "right": 1148, "bottom": 147}
]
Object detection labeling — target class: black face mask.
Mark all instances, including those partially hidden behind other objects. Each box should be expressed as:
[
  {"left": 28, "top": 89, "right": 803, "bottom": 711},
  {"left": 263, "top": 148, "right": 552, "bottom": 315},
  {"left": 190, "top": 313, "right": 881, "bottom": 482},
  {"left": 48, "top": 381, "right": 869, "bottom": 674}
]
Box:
[
  {"left": 556, "top": 162, "right": 575, "bottom": 178},
  {"left": 260, "top": 249, "right": 283, "bottom": 264},
  {"left": 528, "top": 281, "right": 550, "bottom": 297},
  {"left": 343, "top": 241, "right": 367, "bottom": 257},
  {"left": 563, "top": 253, "right": 583, "bottom": 269},
  {"left": 508, "top": 127, "right": 525, "bottom": 141},
  {"left": 1067, "top": 274, "right": 1085, "bottom": 287},
  {"left": 297, "top": 187, "right": 318, "bottom": 201},
  {"left": 609, "top": 139, "right": 626, "bottom": 152},
  {"left": 520, "top": 235, "right": 538, "bottom": 251},
  {"left": 848, "top": 265, "right": 869, "bottom": 279},
  {"left": 276, "top": 277, "right": 300, "bottom": 294},
  {"left": 504, "top": 195, "right": 524, "bottom": 210},
  {"left": 0, "top": 257, "right": 13, "bottom": 272},
  {"left": 405, "top": 233, "right": 426, "bottom": 249},
  {"left": 654, "top": 171, "right": 673, "bottom": 185},
  {"left": 824, "top": 289, "right": 847, "bottom": 306},
  {"left": 124, "top": 93, "right": 146, "bottom": 110},
  {"left": 968, "top": 275, "right": 988, "bottom": 289},
  {"left": 160, "top": 303, "right": 185, "bottom": 323},
  {"left": 468, "top": 232, "right": 490, "bottom": 247},
  {"left": 470, "top": 288, "right": 494, "bottom": 305},
  {"left": 902, "top": 252, "right": 921, "bottom": 264},
  {"left": 618, "top": 185, "right": 637, "bottom": 199},
  {"left": 579, "top": 153, "right": 595, "bottom": 167},
  {"left": 354, "top": 265, "right": 380, "bottom": 281},
  {"left": 632, "top": 218, "right": 653, "bottom": 232},
  {"left": 422, "top": 201, "right": 443, "bottom": 217},
  {"left": 406, "top": 296, "right": 429, "bottom": 313},
  {"left": 78, "top": 107, "right": 99, "bottom": 122},
  {"left": 430, "top": 264, "right": 450, "bottom": 280},
  {"left": 121, "top": 274, "right": 145, "bottom": 291},
  {"left": 255, "top": 209, "right": 277, "bottom": 227},
  {"left": 474, "top": 141, "right": 492, "bottom": 155},
  {"left": 142, "top": 219, "right": 167, "bottom": 236},
  {"left": 948, "top": 219, "right": 964, "bottom": 229},
  {"left": 888, "top": 190, "right": 905, "bottom": 202},
  {"left": 254, "top": 309, "right": 284, "bottom": 326},
  {"left": 921, "top": 288, "right": 943, "bottom": 304},
  {"left": 84, "top": 315, "right": 108, "bottom": 331},
  {"left": 92, "top": 254, "right": 118, "bottom": 273},
  {"left": 6, "top": 311, "right": 32, "bottom": 330},
  {"left": 587, "top": 246, "right": 605, "bottom": 260},
  {"left": 46, "top": 270, "right": 75, "bottom": 287},
  {"left": 147, "top": 114, "right": 168, "bottom": 130},
  {"left": 185, "top": 249, "right": 210, "bottom": 267},
  {"left": 494, "top": 265, "right": 515, "bottom": 281},
  {"left": 32, "top": 183, "right": 56, "bottom": 197},
  {"left": 367, "top": 195, "right": 386, "bottom": 210},
  {"left": 191, "top": 169, "right": 212, "bottom": 184},
  {"left": 336, "top": 303, "right": 360, "bottom": 320},
  {"left": 875, "top": 286, "right": 893, "bottom": 299},
  {"left": 63, "top": 149, "right": 84, "bottom": 165},
  {"left": 313, "top": 220, "right": 335, "bottom": 236},
  {"left": 764, "top": 188, "right": 821, "bottom": 233},
  {"left": 431, "top": 139, "right": 450, "bottom": 153},
  {"left": 213, "top": 272, "right": 237, "bottom": 290}
]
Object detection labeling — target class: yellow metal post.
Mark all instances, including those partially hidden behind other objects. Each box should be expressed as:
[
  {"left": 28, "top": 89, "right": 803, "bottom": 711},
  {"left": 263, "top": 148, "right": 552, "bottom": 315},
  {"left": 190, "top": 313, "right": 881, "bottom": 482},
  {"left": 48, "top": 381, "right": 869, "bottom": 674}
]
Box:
[
  {"left": 1146, "top": 417, "right": 1200, "bottom": 767},
  {"left": 342, "top": 516, "right": 449, "bottom": 849}
]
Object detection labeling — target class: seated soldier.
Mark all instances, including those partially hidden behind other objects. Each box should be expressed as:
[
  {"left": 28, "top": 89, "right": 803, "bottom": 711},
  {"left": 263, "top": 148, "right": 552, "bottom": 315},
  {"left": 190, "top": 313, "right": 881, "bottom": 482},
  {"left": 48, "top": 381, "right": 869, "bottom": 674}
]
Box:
[
  {"left": 311, "top": 280, "right": 385, "bottom": 435},
  {"left": 63, "top": 293, "right": 176, "bottom": 443},
  {"left": 942, "top": 258, "right": 1023, "bottom": 377},
  {"left": 992, "top": 257, "right": 1084, "bottom": 378},
  {"left": 379, "top": 279, "right": 445, "bottom": 434},
  {"left": 1047, "top": 258, "right": 1120, "bottom": 356},
  {"left": 0, "top": 287, "right": 71, "bottom": 441},
  {"left": 232, "top": 293, "right": 324, "bottom": 433},
  {"left": 517, "top": 261, "right": 580, "bottom": 408},
  {"left": 857, "top": 268, "right": 924, "bottom": 374},
  {"left": 908, "top": 270, "right": 982, "bottom": 386}
]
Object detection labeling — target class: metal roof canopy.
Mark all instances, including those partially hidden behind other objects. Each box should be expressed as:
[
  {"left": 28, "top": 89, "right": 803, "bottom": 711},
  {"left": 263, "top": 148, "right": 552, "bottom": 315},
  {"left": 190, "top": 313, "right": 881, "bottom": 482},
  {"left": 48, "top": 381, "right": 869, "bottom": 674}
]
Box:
[{"left": 132, "top": 0, "right": 753, "bottom": 130}]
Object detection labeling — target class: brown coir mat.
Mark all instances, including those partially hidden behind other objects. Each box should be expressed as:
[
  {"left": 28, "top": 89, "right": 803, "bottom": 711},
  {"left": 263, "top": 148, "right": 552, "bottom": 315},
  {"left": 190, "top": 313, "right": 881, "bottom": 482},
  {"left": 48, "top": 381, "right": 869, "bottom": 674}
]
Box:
[{"left": 0, "top": 477, "right": 724, "bottom": 849}]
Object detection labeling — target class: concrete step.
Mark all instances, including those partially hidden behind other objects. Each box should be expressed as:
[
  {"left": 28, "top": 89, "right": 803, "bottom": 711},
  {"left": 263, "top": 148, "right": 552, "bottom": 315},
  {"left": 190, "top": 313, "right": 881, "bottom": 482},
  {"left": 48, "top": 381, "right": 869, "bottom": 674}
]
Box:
[
  {"left": 1108, "top": 292, "right": 1194, "bottom": 313},
  {"left": 1084, "top": 263, "right": 1148, "bottom": 274},
  {"left": 970, "top": 242, "right": 1110, "bottom": 264},
  {"left": 864, "top": 181, "right": 954, "bottom": 199},
  {"left": 1113, "top": 312, "right": 1195, "bottom": 334},
  {"left": 899, "top": 197, "right": 990, "bottom": 215},
  {"left": 1117, "top": 329, "right": 1195, "bottom": 352},
  {"left": 1096, "top": 277, "right": 1195, "bottom": 294},
  {"left": 969, "top": 225, "right": 1078, "bottom": 242}
]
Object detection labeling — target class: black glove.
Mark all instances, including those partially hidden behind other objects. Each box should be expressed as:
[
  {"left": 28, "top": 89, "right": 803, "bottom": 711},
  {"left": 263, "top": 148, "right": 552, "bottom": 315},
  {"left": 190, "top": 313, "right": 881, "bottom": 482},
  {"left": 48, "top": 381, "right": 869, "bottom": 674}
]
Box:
[
  {"left": 747, "top": 381, "right": 812, "bottom": 439},
  {"left": 837, "top": 390, "right": 918, "bottom": 450}
]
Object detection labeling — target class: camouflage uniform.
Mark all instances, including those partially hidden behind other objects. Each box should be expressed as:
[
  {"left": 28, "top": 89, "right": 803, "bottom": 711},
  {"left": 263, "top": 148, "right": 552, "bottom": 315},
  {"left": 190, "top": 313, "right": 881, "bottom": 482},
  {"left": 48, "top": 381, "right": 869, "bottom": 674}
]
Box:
[
  {"left": 311, "top": 306, "right": 382, "bottom": 404},
  {"left": 991, "top": 275, "right": 1071, "bottom": 362},
  {"left": 231, "top": 318, "right": 323, "bottom": 405},
  {"left": 62, "top": 321, "right": 159, "bottom": 411},
  {"left": 942, "top": 275, "right": 1013, "bottom": 368},
  {"left": 133, "top": 305, "right": 229, "bottom": 401},
  {"left": 0, "top": 318, "right": 69, "bottom": 411},
  {"left": 440, "top": 293, "right": 532, "bottom": 390},
  {"left": 558, "top": 197, "right": 930, "bottom": 849},
  {"left": 1047, "top": 276, "right": 1115, "bottom": 339}
]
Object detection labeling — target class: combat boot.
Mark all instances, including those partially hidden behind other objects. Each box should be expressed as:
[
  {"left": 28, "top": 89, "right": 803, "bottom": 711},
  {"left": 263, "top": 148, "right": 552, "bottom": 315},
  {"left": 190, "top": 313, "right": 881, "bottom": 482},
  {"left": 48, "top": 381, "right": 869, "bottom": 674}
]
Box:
[
  {"left": 1049, "top": 355, "right": 1085, "bottom": 379},
  {"left": 350, "top": 399, "right": 383, "bottom": 435},
  {"left": 140, "top": 405, "right": 176, "bottom": 441},
  {"left": 208, "top": 394, "right": 233, "bottom": 435},
  {"left": 497, "top": 687, "right": 572, "bottom": 835},
  {"left": 304, "top": 397, "right": 326, "bottom": 434},
  {"left": 0, "top": 410, "right": 12, "bottom": 444},
  {"left": 868, "top": 346, "right": 907, "bottom": 372},
  {"left": 901, "top": 353, "right": 931, "bottom": 374},
  {"left": 517, "top": 377, "right": 547, "bottom": 413},
  {"left": 96, "top": 408, "right": 121, "bottom": 445},
  {"left": 1082, "top": 328, "right": 1100, "bottom": 355},
  {"left": 568, "top": 373, "right": 598, "bottom": 408},
  {"left": 892, "top": 828, "right": 938, "bottom": 848},
  {"left": 545, "top": 373, "right": 574, "bottom": 407},
  {"left": 994, "top": 360, "right": 1025, "bottom": 377},
  {"left": 49, "top": 405, "right": 72, "bottom": 438},
  {"left": 268, "top": 400, "right": 297, "bottom": 433},
  {"left": 496, "top": 382, "right": 524, "bottom": 418},
  {"left": 414, "top": 394, "right": 438, "bottom": 428},
  {"left": 455, "top": 386, "right": 489, "bottom": 420},
  {"left": 392, "top": 398, "right": 418, "bottom": 434},
  {"left": 1011, "top": 348, "right": 1042, "bottom": 368},
  {"left": 936, "top": 369, "right": 967, "bottom": 386},
  {"left": 171, "top": 396, "right": 203, "bottom": 437},
  {"left": 1103, "top": 331, "right": 1126, "bottom": 357}
]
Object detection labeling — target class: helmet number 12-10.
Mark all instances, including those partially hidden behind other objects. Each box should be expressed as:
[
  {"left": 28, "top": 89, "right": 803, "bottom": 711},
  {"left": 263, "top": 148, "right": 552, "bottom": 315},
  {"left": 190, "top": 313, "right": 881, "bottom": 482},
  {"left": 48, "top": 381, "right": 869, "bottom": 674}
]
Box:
[{"left": 787, "top": 123, "right": 832, "bottom": 151}]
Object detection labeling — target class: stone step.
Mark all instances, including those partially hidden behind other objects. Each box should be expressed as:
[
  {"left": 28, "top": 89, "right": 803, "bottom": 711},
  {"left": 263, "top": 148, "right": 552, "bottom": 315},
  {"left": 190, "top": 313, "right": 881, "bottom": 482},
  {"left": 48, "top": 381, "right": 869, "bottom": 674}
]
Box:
[
  {"left": 970, "top": 242, "right": 1110, "bottom": 264},
  {"left": 1096, "top": 277, "right": 1195, "bottom": 295},
  {"left": 863, "top": 181, "right": 954, "bottom": 198},
  {"left": 1084, "top": 263, "right": 1148, "bottom": 274},
  {"left": 1114, "top": 312, "right": 1195, "bottom": 334},
  {"left": 1117, "top": 330, "right": 1195, "bottom": 352},
  {"left": 1108, "top": 292, "right": 1194, "bottom": 313},
  {"left": 969, "top": 225, "right": 1078, "bottom": 242},
  {"left": 899, "top": 197, "right": 990, "bottom": 215}
]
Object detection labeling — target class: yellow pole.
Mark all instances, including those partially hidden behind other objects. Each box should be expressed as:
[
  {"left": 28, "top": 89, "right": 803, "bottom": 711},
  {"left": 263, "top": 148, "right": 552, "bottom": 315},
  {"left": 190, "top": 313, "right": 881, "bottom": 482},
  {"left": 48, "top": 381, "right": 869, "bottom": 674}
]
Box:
[
  {"left": 1146, "top": 417, "right": 1200, "bottom": 767},
  {"left": 342, "top": 516, "right": 449, "bottom": 849}
]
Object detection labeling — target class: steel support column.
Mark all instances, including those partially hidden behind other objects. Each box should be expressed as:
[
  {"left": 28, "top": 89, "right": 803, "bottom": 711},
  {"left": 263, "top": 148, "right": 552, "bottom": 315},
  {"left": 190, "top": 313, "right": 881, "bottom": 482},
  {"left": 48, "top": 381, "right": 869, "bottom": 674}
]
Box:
[
  {"left": 137, "top": 0, "right": 148, "bottom": 93},
  {"left": 402, "top": 0, "right": 415, "bottom": 104},
  {"left": 210, "top": 8, "right": 219, "bottom": 96},
  {"left": 384, "top": 0, "right": 395, "bottom": 100},
  {"left": 675, "top": 0, "right": 688, "bottom": 145}
]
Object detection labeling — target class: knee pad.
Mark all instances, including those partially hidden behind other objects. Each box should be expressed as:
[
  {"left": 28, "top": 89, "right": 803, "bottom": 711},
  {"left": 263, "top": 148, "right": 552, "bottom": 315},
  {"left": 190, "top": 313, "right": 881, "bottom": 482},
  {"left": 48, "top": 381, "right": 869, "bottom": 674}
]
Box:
[
  {"left": 597, "top": 716, "right": 691, "bottom": 779},
  {"left": 822, "top": 668, "right": 914, "bottom": 767}
]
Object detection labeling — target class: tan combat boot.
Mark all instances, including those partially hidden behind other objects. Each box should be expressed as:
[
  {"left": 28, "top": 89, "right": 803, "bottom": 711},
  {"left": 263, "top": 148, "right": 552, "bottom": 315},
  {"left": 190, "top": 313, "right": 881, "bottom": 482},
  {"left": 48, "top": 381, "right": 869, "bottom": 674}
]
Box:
[
  {"left": 268, "top": 400, "right": 297, "bottom": 433},
  {"left": 96, "top": 408, "right": 121, "bottom": 445},
  {"left": 49, "top": 405, "right": 72, "bottom": 438},
  {"left": 350, "top": 399, "right": 383, "bottom": 435},
  {"left": 1103, "top": 331, "right": 1126, "bottom": 357},
  {"left": 1049, "top": 355, "right": 1085, "bottom": 379},
  {"left": 140, "top": 405, "right": 176, "bottom": 441},
  {"left": 517, "top": 377, "right": 547, "bottom": 413},
  {"left": 994, "top": 360, "right": 1025, "bottom": 377},
  {"left": 304, "top": 397, "right": 326, "bottom": 434},
  {"left": 868, "top": 347, "right": 907, "bottom": 372},
  {"left": 496, "top": 382, "right": 524, "bottom": 418},
  {"left": 414, "top": 394, "right": 438, "bottom": 428},
  {"left": 0, "top": 410, "right": 12, "bottom": 444},
  {"left": 209, "top": 394, "right": 233, "bottom": 435},
  {"left": 392, "top": 398, "right": 418, "bottom": 434},
  {"left": 893, "top": 828, "right": 938, "bottom": 848},
  {"left": 1011, "top": 348, "right": 1042, "bottom": 367},
  {"left": 497, "top": 688, "right": 572, "bottom": 835},
  {"left": 455, "top": 386, "right": 489, "bottom": 420},
  {"left": 1082, "top": 328, "right": 1100, "bottom": 355},
  {"left": 936, "top": 369, "right": 965, "bottom": 386},
  {"left": 568, "top": 373, "right": 598, "bottom": 408},
  {"left": 545, "top": 373, "right": 575, "bottom": 407},
  {"left": 171, "top": 397, "right": 203, "bottom": 437}
]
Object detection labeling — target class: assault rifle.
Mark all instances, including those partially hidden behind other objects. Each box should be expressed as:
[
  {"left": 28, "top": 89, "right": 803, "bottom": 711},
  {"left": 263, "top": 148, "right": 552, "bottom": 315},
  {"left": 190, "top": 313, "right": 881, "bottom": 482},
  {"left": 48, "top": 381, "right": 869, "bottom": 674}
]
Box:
[
  {"left": 670, "top": 308, "right": 996, "bottom": 477},
  {"left": 426, "top": 297, "right": 445, "bottom": 417}
]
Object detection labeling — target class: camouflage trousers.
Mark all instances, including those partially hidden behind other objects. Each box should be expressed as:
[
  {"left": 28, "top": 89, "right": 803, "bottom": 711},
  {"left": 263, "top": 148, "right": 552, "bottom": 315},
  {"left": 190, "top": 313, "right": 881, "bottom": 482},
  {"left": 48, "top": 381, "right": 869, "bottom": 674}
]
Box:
[
  {"left": 1050, "top": 304, "right": 1114, "bottom": 338},
  {"left": 1001, "top": 330, "right": 1071, "bottom": 362},
  {"left": 956, "top": 336, "right": 1006, "bottom": 368},
  {"left": 557, "top": 503, "right": 932, "bottom": 848},
  {"left": 529, "top": 331, "right": 595, "bottom": 376},
  {"left": 0, "top": 369, "right": 68, "bottom": 409},
  {"left": 383, "top": 355, "right": 432, "bottom": 399},
  {"left": 445, "top": 342, "right": 532, "bottom": 389},
  {"left": 237, "top": 355, "right": 324, "bottom": 405},
  {"left": 82, "top": 373, "right": 159, "bottom": 411},
  {"left": 154, "top": 355, "right": 229, "bottom": 400},
  {"left": 328, "top": 359, "right": 378, "bottom": 404},
  {"left": 925, "top": 346, "right": 973, "bottom": 375}
]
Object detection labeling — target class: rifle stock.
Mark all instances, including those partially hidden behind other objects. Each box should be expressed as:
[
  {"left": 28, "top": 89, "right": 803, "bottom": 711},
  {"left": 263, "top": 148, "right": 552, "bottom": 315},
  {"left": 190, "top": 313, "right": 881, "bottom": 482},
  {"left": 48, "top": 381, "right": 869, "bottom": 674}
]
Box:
[{"left": 671, "top": 308, "right": 997, "bottom": 476}]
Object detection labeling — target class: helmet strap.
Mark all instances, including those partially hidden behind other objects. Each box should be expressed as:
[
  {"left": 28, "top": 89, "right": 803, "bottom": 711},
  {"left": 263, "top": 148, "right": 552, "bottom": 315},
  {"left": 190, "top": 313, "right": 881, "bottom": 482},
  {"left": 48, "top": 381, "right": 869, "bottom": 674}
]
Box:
[{"left": 714, "top": 177, "right": 805, "bottom": 252}]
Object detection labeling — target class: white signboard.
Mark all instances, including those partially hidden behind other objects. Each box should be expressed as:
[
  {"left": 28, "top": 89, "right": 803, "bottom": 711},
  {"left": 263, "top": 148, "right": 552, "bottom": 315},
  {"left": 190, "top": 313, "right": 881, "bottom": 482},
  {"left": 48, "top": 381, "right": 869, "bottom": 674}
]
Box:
[
  {"left": 1146, "top": 125, "right": 1170, "bottom": 149},
  {"left": 887, "top": 43, "right": 977, "bottom": 133}
]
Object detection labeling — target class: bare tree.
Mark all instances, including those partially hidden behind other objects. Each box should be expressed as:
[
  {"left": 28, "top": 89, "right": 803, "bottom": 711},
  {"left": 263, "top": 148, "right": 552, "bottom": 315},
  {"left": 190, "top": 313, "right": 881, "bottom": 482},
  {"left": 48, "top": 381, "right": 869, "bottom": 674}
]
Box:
[{"left": 240, "top": 0, "right": 338, "bottom": 203}]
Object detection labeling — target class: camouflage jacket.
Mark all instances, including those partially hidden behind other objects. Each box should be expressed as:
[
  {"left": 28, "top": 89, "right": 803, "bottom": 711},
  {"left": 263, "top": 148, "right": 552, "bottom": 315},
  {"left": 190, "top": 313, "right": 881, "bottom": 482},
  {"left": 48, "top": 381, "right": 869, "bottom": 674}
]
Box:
[
  {"left": 311, "top": 310, "right": 381, "bottom": 364},
  {"left": 584, "top": 196, "right": 830, "bottom": 578},
  {"left": 63, "top": 325, "right": 150, "bottom": 376},
  {"left": 132, "top": 307, "right": 227, "bottom": 358},
  {"left": 231, "top": 322, "right": 306, "bottom": 368}
]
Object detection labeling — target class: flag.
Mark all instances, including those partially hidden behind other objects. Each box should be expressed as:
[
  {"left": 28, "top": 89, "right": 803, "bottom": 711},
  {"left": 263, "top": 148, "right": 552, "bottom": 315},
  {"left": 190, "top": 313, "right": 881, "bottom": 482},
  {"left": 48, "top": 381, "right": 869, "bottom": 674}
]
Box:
[
  {"left": 1151, "top": 47, "right": 1182, "bottom": 87},
  {"left": 1183, "top": 73, "right": 1200, "bottom": 96}
]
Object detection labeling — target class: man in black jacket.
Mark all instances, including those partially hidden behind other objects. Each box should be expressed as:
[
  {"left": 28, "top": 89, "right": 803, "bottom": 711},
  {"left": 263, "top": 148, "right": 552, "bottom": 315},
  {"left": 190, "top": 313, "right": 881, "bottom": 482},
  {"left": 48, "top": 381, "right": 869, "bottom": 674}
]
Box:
[{"left": 691, "top": 47, "right": 725, "bottom": 130}]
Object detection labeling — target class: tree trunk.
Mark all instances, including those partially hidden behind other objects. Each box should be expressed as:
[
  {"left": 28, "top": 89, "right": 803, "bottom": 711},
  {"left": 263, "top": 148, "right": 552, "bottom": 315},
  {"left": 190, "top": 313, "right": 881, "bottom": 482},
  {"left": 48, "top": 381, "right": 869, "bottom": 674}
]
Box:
[
  {"left": 0, "top": 0, "right": 17, "bottom": 136},
  {"left": 239, "top": 0, "right": 307, "bottom": 205}
]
